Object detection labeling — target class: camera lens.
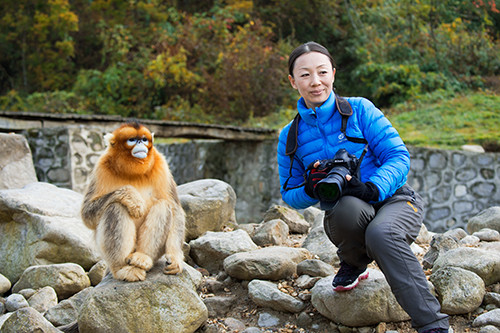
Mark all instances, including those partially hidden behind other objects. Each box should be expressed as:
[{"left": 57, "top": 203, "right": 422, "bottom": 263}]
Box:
[{"left": 314, "top": 166, "right": 349, "bottom": 202}]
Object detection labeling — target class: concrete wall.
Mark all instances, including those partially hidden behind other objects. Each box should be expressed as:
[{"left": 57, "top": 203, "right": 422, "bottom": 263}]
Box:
[{"left": 23, "top": 126, "right": 500, "bottom": 232}]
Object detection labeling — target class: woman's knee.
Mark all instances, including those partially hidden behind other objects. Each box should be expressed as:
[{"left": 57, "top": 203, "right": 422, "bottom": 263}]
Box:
[{"left": 324, "top": 196, "right": 374, "bottom": 235}]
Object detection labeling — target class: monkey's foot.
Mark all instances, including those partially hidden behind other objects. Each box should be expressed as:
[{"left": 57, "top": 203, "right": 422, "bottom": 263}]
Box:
[
  {"left": 164, "top": 256, "right": 183, "bottom": 275},
  {"left": 114, "top": 265, "right": 147, "bottom": 282},
  {"left": 126, "top": 252, "right": 153, "bottom": 271}
]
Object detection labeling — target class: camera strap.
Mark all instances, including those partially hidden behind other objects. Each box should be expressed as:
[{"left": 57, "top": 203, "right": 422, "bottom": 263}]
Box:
[{"left": 283, "top": 94, "right": 368, "bottom": 190}]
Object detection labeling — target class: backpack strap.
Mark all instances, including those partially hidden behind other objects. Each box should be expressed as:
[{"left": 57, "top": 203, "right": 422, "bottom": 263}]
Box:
[{"left": 335, "top": 95, "right": 367, "bottom": 144}]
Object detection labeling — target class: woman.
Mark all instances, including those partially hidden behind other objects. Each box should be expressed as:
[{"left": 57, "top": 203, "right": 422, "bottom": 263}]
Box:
[{"left": 277, "top": 42, "right": 450, "bottom": 333}]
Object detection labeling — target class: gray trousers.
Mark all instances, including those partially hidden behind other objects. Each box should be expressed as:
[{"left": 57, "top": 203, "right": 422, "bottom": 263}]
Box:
[{"left": 323, "top": 184, "right": 449, "bottom": 332}]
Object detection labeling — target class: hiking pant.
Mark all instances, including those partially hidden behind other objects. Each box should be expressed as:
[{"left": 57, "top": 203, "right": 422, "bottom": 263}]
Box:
[{"left": 323, "top": 184, "right": 449, "bottom": 332}]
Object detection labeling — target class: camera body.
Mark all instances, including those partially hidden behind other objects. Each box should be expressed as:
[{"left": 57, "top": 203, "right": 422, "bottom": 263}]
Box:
[{"left": 313, "top": 149, "right": 360, "bottom": 204}]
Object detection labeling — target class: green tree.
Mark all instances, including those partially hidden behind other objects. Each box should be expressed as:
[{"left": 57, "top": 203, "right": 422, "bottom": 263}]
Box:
[{"left": 0, "top": 0, "right": 78, "bottom": 94}]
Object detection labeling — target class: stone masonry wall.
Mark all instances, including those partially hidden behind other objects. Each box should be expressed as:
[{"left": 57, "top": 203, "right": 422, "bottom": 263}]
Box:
[{"left": 23, "top": 126, "right": 500, "bottom": 232}]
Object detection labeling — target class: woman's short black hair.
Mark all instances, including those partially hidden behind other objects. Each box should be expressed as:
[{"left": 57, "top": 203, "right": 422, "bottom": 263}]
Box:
[{"left": 288, "top": 41, "right": 336, "bottom": 77}]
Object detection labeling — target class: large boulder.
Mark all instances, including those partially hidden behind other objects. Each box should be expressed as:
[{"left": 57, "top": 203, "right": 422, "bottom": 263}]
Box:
[
  {"left": 301, "top": 225, "right": 340, "bottom": 267},
  {"left": 189, "top": 229, "right": 258, "bottom": 274},
  {"left": 262, "top": 205, "right": 310, "bottom": 234},
  {"left": 248, "top": 279, "right": 305, "bottom": 313},
  {"left": 430, "top": 266, "right": 485, "bottom": 315},
  {"left": 310, "top": 269, "right": 410, "bottom": 326},
  {"left": 432, "top": 247, "right": 500, "bottom": 286},
  {"left": 468, "top": 207, "right": 500, "bottom": 234},
  {"left": 12, "top": 263, "right": 91, "bottom": 300},
  {"left": 78, "top": 261, "right": 207, "bottom": 333},
  {"left": 1, "top": 307, "right": 60, "bottom": 333},
  {"left": 0, "top": 133, "right": 37, "bottom": 190},
  {"left": 223, "top": 246, "right": 312, "bottom": 281},
  {"left": 178, "top": 179, "right": 237, "bottom": 241},
  {"left": 0, "top": 182, "right": 100, "bottom": 283}
]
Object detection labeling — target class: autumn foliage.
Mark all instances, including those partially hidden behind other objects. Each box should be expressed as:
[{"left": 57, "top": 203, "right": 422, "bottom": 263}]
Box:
[{"left": 0, "top": 0, "right": 499, "bottom": 124}]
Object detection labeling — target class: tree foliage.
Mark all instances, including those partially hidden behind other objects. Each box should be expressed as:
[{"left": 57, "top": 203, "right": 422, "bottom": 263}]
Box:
[{"left": 0, "top": 0, "right": 499, "bottom": 123}]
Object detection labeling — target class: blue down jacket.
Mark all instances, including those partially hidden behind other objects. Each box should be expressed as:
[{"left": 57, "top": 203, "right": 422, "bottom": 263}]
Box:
[{"left": 277, "top": 92, "right": 410, "bottom": 210}]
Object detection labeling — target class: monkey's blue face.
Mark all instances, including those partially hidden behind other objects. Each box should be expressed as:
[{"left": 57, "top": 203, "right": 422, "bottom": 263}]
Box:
[{"left": 127, "top": 137, "right": 149, "bottom": 159}]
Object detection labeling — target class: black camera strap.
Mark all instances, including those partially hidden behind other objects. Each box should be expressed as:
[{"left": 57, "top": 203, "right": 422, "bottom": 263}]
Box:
[{"left": 283, "top": 93, "right": 369, "bottom": 190}]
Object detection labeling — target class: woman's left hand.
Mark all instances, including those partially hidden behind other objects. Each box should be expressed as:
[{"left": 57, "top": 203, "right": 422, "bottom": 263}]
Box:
[{"left": 343, "top": 176, "right": 379, "bottom": 202}]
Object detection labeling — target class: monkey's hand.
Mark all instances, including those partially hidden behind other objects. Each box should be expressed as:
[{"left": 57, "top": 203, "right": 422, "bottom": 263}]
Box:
[
  {"left": 164, "top": 255, "right": 183, "bottom": 275},
  {"left": 115, "top": 185, "right": 147, "bottom": 218}
]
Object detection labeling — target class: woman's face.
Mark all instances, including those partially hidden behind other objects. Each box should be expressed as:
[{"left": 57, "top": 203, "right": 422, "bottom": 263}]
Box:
[{"left": 288, "top": 51, "right": 336, "bottom": 110}]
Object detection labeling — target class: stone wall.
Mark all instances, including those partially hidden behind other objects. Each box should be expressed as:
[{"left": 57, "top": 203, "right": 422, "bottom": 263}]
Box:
[{"left": 23, "top": 126, "right": 500, "bottom": 232}]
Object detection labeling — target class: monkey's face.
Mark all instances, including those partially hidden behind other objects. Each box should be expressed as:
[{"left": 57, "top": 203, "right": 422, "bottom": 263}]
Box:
[{"left": 105, "top": 123, "right": 155, "bottom": 165}]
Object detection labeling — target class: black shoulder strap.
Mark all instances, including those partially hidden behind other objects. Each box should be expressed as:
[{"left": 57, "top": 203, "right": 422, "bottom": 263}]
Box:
[{"left": 335, "top": 95, "right": 367, "bottom": 144}]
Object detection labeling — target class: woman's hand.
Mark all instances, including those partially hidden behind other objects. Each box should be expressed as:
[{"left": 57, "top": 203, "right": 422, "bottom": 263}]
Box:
[{"left": 343, "top": 175, "right": 379, "bottom": 202}]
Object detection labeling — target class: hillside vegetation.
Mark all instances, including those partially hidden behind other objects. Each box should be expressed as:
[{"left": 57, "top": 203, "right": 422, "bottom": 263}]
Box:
[{"left": 0, "top": 0, "right": 499, "bottom": 149}]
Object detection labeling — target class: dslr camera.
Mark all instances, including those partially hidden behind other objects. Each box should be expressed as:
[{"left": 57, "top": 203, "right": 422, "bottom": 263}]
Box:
[{"left": 313, "top": 149, "right": 360, "bottom": 204}]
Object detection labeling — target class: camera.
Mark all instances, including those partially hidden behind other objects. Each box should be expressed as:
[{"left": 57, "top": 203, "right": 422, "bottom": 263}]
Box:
[{"left": 313, "top": 149, "right": 360, "bottom": 203}]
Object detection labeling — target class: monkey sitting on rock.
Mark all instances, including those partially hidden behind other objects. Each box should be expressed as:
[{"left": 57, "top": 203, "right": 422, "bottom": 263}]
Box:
[{"left": 81, "top": 121, "right": 185, "bottom": 282}]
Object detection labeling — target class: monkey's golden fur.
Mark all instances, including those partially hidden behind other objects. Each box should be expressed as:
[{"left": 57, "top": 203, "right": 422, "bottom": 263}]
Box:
[{"left": 81, "top": 122, "right": 185, "bottom": 282}]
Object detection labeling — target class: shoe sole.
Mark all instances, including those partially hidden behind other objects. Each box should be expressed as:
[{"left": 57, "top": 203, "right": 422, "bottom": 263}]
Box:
[{"left": 333, "top": 270, "right": 369, "bottom": 292}]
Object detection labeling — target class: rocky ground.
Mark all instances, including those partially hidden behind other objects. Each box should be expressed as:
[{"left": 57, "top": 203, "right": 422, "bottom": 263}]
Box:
[{"left": 195, "top": 233, "right": 491, "bottom": 333}]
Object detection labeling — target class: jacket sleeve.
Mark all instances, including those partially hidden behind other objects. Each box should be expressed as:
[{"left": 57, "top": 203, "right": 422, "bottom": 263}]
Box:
[
  {"left": 277, "top": 124, "right": 319, "bottom": 209},
  {"left": 355, "top": 98, "right": 410, "bottom": 201}
]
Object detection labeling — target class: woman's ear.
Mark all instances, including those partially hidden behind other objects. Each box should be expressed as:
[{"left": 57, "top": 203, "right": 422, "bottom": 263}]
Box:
[{"left": 288, "top": 74, "right": 297, "bottom": 89}]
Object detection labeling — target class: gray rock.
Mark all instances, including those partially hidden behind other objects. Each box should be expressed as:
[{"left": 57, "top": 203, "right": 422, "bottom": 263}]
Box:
[
  {"left": 189, "top": 229, "right": 258, "bottom": 274},
  {"left": 248, "top": 279, "right": 305, "bottom": 313},
  {"left": 223, "top": 246, "right": 312, "bottom": 281},
  {"left": 203, "top": 295, "right": 238, "bottom": 317},
  {"left": 257, "top": 312, "right": 280, "bottom": 327},
  {"left": 480, "top": 241, "right": 500, "bottom": 253},
  {"left": 0, "top": 133, "right": 37, "bottom": 190},
  {"left": 310, "top": 269, "right": 410, "bottom": 326},
  {"left": 178, "top": 179, "right": 237, "bottom": 241},
  {"left": 0, "top": 182, "right": 100, "bottom": 283},
  {"left": 484, "top": 292, "right": 500, "bottom": 308},
  {"left": 296, "top": 259, "right": 335, "bottom": 277},
  {"left": 1, "top": 307, "right": 60, "bottom": 333},
  {"left": 0, "top": 312, "right": 13, "bottom": 328},
  {"left": 237, "top": 223, "right": 260, "bottom": 237},
  {"left": 87, "top": 260, "right": 107, "bottom": 286},
  {"left": 473, "top": 308, "right": 500, "bottom": 327},
  {"left": 5, "top": 293, "right": 29, "bottom": 312},
  {"left": 433, "top": 247, "right": 500, "bottom": 286},
  {"left": 443, "top": 228, "right": 468, "bottom": 241},
  {"left": 44, "top": 287, "right": 93, "bottom": 327},
  {"left": 301, "top": 225, "right": 339, "bottom": 267},
  {"left": 252, "top": 219, "right": 289, "bottom": 246},
  {"left": 480, "top": 325, "right": 500, "bottom": 333},
  {"left": 224, "top": 317, "right": 246, "bottom": 332},
  {"left": 473, "top": 228, "right": 500, "bottom": 242},
  {"left": 28, "top": 286, "right": 58, "bottom": 314},
  {"left": 302, "top": 207, "right": 324, "bottom": 227},
  {"left": 295, "top": 275, "right": 321, "bottom": 289},
  {"left": 415, "top": 223, "right": 433, "bottom": 244},
  {"left": 430, "top": 266, "right": 485, "bottom": 314},
  {"left": 459, "top": 235, "right": 481, "bottom": 246},
  {"left": 0, "top": 273, "right": 11, "bottom": 295},
  {"left": 17, "top": 288, "right": 37, "bottom": 300},
  {"left": 78, "top": 260, "right": 207, "bottom": 333},
  {"left": 242, "top": 327, "right": 262, "bottom": 333},
  {"left": 263, "top": 205, "right": 310, "bottom": 234},
  {"left": 422, "top": 234, "right": 459, "bottom": 269},
  {"left": 13, "top": 263, "right": 91, "bottom": 300},
  {"left": 468, "top": 207, "right": 500, "bottom": 234}
]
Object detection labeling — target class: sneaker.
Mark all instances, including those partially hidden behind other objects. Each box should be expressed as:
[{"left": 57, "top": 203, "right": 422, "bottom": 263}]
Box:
[{"left": 332, "top": 262, "right": 369, "bottom": 291}]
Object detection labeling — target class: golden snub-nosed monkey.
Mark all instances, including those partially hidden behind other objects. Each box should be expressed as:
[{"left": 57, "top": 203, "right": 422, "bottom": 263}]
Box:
[{"left": 81, "top": 121, "right": 185, "bottom": 282}]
